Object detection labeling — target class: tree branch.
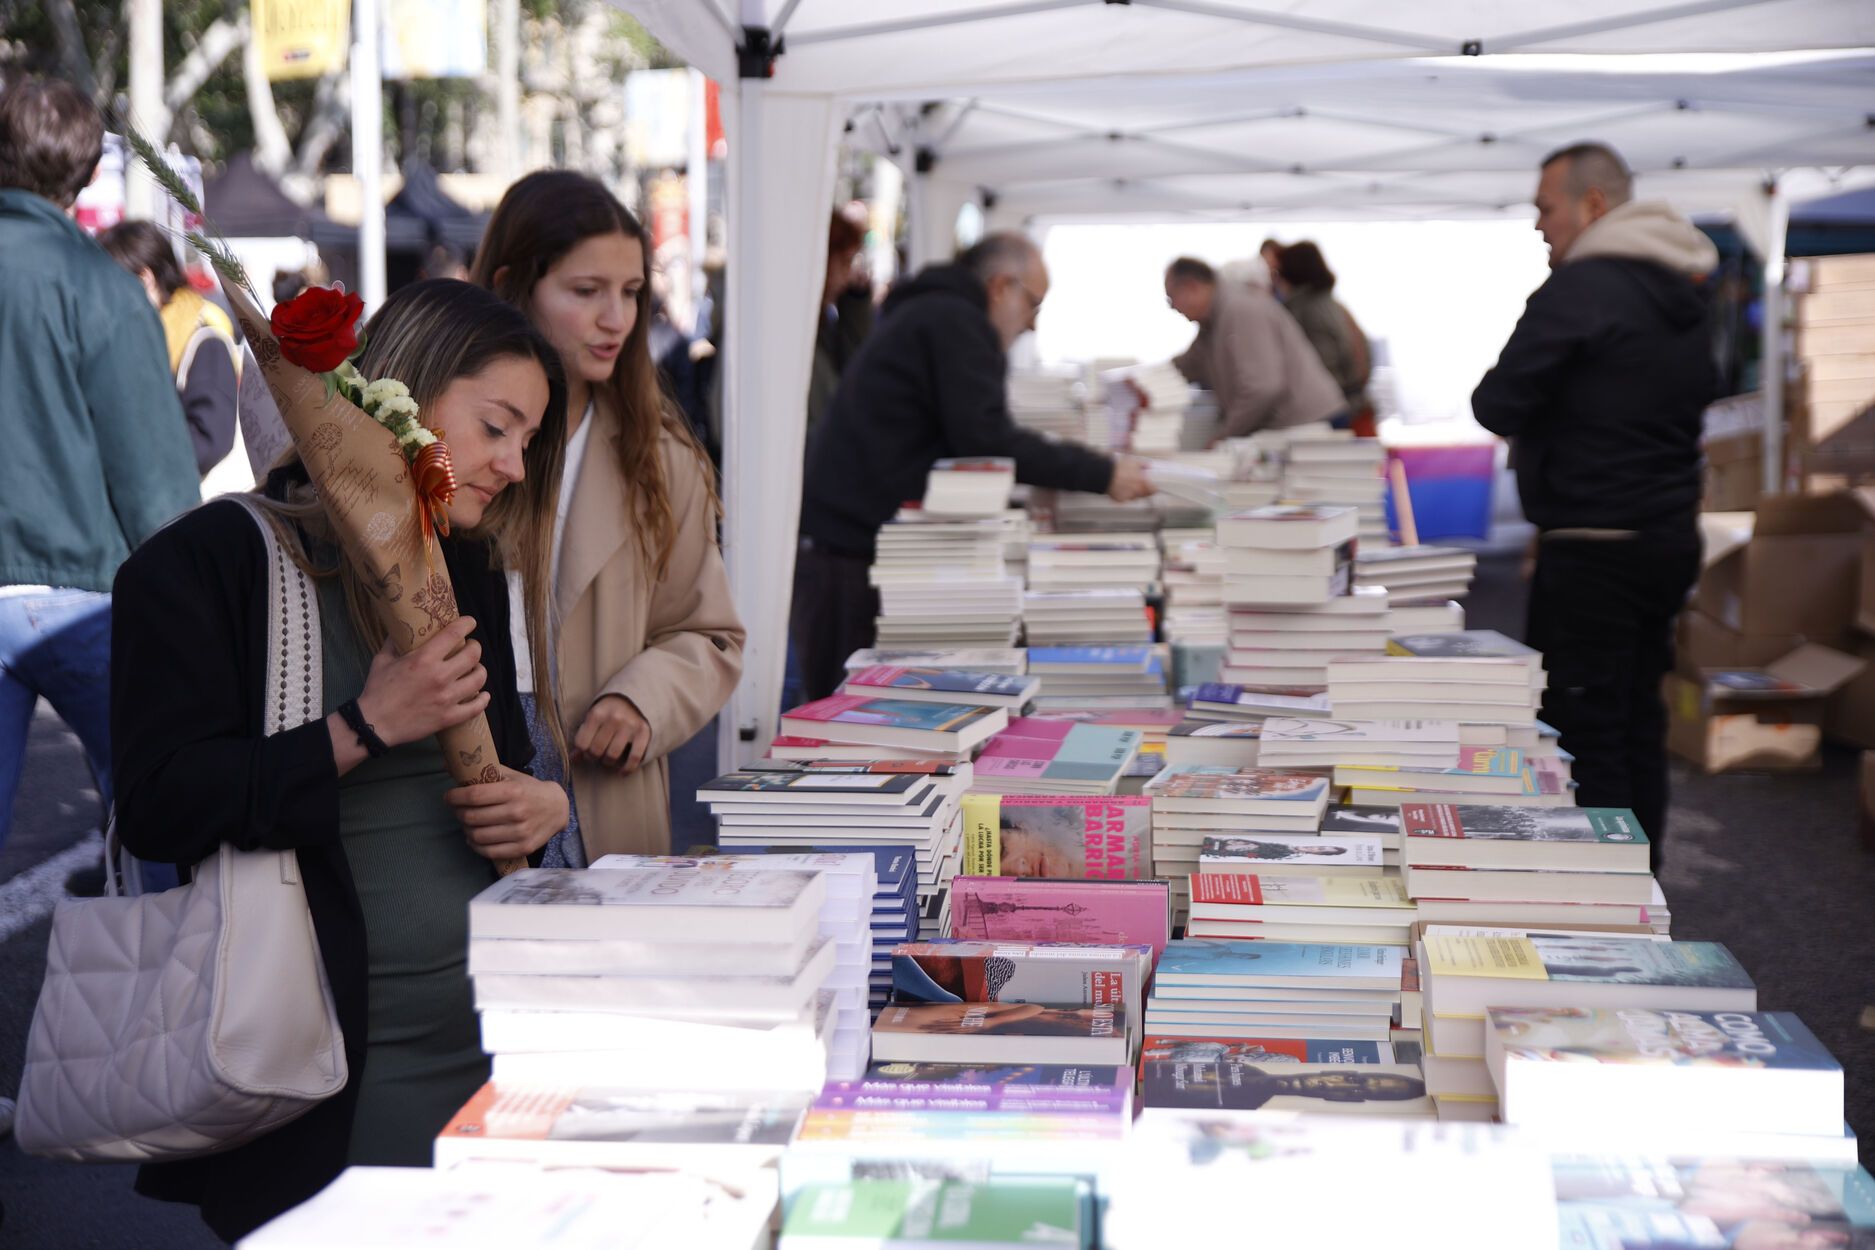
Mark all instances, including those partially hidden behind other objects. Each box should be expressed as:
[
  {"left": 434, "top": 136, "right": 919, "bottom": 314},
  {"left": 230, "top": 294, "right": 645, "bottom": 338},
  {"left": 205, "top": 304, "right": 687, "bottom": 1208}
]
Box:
[
  {"left": 163, "top": 14, "right": 247, "bottom": 121},
  {"left": 242, "top": 15, "right": 294, "bottom": 180}
]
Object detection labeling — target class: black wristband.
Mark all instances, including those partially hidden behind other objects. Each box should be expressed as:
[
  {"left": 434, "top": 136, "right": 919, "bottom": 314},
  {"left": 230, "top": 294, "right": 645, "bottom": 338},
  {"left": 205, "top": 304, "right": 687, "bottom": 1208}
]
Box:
[{"left": 338, "top": 699, "right": 391, "bottom": 759}]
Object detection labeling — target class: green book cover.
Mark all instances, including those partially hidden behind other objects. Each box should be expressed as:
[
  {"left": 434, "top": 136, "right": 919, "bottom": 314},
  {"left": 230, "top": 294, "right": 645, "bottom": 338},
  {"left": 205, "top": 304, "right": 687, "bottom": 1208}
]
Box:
[{"left": 783, "top": 1178, "right": 1087, "bottom": 1246}]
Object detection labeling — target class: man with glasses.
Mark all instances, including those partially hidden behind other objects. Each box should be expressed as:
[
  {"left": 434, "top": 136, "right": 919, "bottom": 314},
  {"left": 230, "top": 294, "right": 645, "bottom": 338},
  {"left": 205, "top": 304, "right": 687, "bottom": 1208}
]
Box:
[
  {"left": 1163, "top": 255, "right": 1344, "bottom": 440},
  {"left": 794, "top": 232, "right": 1152, "bottom": 702}
]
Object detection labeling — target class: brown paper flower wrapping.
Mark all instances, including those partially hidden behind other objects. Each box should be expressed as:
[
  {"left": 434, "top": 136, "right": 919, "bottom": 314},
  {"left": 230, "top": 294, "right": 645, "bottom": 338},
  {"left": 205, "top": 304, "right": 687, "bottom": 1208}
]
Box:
[{"left": 224, "top": 282, "right": 527, "bottom": 875}]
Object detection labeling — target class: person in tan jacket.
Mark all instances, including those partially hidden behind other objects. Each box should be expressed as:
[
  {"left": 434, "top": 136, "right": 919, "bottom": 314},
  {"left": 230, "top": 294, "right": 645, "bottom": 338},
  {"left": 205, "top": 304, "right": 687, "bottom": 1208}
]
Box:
[
  {"left": 474, "top": 171, "right": 745, "bottom": 862},
  {"left": 1164, "top": 256, "right": 1344, "bottom": 439}
]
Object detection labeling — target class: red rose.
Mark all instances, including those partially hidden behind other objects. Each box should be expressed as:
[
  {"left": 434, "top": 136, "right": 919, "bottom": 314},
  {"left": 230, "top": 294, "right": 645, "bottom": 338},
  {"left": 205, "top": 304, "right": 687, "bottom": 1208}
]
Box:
[{"left": 269, "top": 284, "right": 365, "bottom": 373}]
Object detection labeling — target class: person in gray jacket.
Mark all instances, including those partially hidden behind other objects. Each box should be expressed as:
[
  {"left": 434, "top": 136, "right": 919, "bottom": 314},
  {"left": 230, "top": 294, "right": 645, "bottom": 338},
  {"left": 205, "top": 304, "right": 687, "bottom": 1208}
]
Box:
[{"left": 1164, "top": 256, "right": 1344, "bottom": 439}]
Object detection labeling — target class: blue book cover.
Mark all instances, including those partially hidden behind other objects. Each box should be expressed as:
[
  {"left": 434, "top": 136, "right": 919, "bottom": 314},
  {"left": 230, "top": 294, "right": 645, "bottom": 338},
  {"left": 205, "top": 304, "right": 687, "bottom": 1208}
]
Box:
[
  {"left": 1155, "top": 940, "right": 1403, "bottom": 985},
  {"left": 787, "top": 695, "right": 996, "bottom": 734},
  {"left": 719, "top": 843, "right": 916, "bottom": 900},
  {"left": 1029, "top": 645, "right": 1154, "bottom": 671},
  {"left": 848, "top": 666, "right": 1036, "bottom": 699},
  {"left": 1529, "top": 936, "right": 1754, "bottom": 989}
]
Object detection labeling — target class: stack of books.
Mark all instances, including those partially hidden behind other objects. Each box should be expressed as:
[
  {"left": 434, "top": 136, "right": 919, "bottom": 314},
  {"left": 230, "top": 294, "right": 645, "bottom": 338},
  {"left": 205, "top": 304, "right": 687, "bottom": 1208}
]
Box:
[
  {"left": 1027, "top": 535, "right": 1160, "bottom": 595},
  {"left": 1419, "top": 933, "right": 1757, "bottom": 1122},
  {"left": 871, "top": 511, "right": 1024, "bottom": 648},
  {"left": 869, "top": 1001, "right": 1129, "bottom": 1067},
  {"left": 1485, "top": 1006, "right": 1846, "bottom": 1148},
  {"left": 1160, "top": 536, "right": 1227, "bottom": 649},
  {"left": 1550, "top": 1156, "right": 1875, "bottom": 1241},
  {"left": 889, "top": 938, "right": 1153, "bottom": 1056},
  {"left": 1185, "top": 873, "right": 1415, "bottom": 945},
  {"left": 1164, "top": 719, "right": 1264, "bottom": 768},
  {"left": 961, "top": 793, "right": 1153, "bottom": 880},
  {"left": 1385, "top": 598, "right": 1468, "bottom": 634},
  {"left": 1329, "top": 630, "right": 1546, "bottom": 727},
  {"left": 1218, "top": 504, "right": 1358, "bottom": 609},
  {"left": 1143, "top": 940, "right": 1407, "bottom": 1046},
  {"left": 1356, "top": 544, "right": 1478, "bottom": 604},
  {"left": 1334, "top": 744, "right": 1573, "bottom": 809},
  {"left": 1400, "top": 804, "right": 1658, "bottom": 930},
  {"left": 921, "top": 456, "right": 1014, "bottom": 518},
  {"left": 1008, "top": 367, "right": 1095, "bottom": 444},
  {"left": 696, "top": 843, "right": 918, "bottom": 1014},
  {"left": 1281, "top": 434, "right": 1389, "bottom": 545},
  {"left": 840, "top": 664, "right": 1039, "bottom": 712},
  {"left": 1142, "top": 764, "right": 1333, "bottom": 923},
  {"left": 1024, "top": 646, "right": 1166, "bottom": 706},
  {"left": 781, "top": 1178, "right": 1094, "bottom": 1250},
  {"left": 844, "top": 646, "right": 1027, "bottom": 677},
  {"left": 1222, "top": 585, "right": 1392, "bottom": 689},
  {"left": 947, "top": 876, "right": 1172, "bottom": 968},
  {"left": 1185, "top": 683, "right": 1331, "bottom": 722},
  {"left": 969, "top": 717, "right": 1144, "bottom": 796},
  {"left": 778, "top": 695, "right": 1008, "bottom": 760},
  {"left": 1257, "top": 716, "right": 1461, "bottom": 772},
  {"left": 701, "top": 764, "right": 970, "bottom": 943},
  {"left": 1022, "top": 588, "right": 1152, "bottom": 646},
  {"left": 590, "top": 852, "right": 874, "bottom": 1075},
  {"left": 451, "top": 866, "right": 830, "bottom": 1166}
]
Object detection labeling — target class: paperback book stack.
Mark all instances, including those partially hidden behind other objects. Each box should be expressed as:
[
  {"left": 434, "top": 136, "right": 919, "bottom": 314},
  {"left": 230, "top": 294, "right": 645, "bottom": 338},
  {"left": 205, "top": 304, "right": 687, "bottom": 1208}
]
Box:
[
  {"left": 1008, "top": 367, "right": 1094, "bottom": 443},
  {"left": 844, "top": 647, "right": 1027, "bottom": 677},
  {"left": 1218, "top": 504, "right": 1357, "bottom": 610},
  {"left": 1027, "top": 536, "right": 1160, "bottom": 596},
  {"left": 1385, "top": 597, "right": 1468, "bottom": 635},
  {"left": 702, "top": 764, "right": 970, "bottom": 943},
  {"left": 840, "top": 665, "right": 1039, "bottom": 714},
  {"left": 1164, "top": 718, "right": 1265, "bottom": 769},
  {"left": 1024, "top": 646, "right": 1167, "bottom": 706},
  {"left": 948, "top": 877, "right": 1173, "bottom": 968},
  {"left": 1356, "top": 544, "right": 1478, "bottom": 604},
  {"left": 961, "top": 793, "right": 1153, "bottom": 880},
  {"left": 1160, "top": 536, "right": 1227, "bottom": 649},
  {"left": 1222, "top": 585, "right": 1393, "bottom": 690},
  {"left": 1142, "top": 764, "right": 1333, "bottom": 923},
  {"left": 1334, "top": 745, "right": 1573, "bottom": 810},
  {"left": 1022, "top": 589, "right": 1153, "bottom": 646},
  {"left": 922, "top": 457, "right": 1014, "bottom": 518},
  {"left": 1143, "top": 939, "right": 1407, "bottom": 1046},
  {"left": 779, "top": 695, "right": 1009, "bottom": 761},
  {"left": 444, "top": 867, "right": 829, "bottom": 1176},
  {"left": 1330, "top": 630, "right": 1547, "bottom": 729},
  {"left": 1418, "top": 933, "right": 1756, "bottom": 1123},
  {"left": 591, "top": 853, "right": 875, "bottom": 1077},
  {"left": 1281, "top": 434, "right": 1389, "bottom": 545},
  {"left": 1486, "top": 1006, "right": 1847, "bottom": 1152},
  {"left": 871, "top": 510, "right": 1023, "bottom": 648},
  {"left": 1258, "top": 717, "right": 1461, "bottom": 775},
  {"left": 1399, "top": 804, "right": 1664, "bottom": 933},
  {"left": 969, "top": 717, "right": 1144, "bottom": 797},
  {"left": 889, "top": 938, "right": 1154, "bottom": 1057},
  {"left": 1124, "top": 361, "right": 1198, "bottom": 455},
  {"left": 1185, "top": 683, "right": 1330, "bottom": 722},
  {"left": 1185, "top": 873, "right": 1415, "bottom": 945}
]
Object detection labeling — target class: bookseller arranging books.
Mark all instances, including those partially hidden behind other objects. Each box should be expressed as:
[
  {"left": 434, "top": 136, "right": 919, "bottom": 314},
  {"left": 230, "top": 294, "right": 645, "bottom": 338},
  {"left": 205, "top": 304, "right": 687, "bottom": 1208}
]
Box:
[{"left": 792, "top": 233, "right": 1155, "bottom": 702}]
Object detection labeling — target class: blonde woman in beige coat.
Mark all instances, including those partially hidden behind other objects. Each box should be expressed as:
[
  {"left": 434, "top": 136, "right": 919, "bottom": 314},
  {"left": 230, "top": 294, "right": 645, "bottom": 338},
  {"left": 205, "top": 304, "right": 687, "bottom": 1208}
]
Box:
[{"left": 474, "top": 171, "right": 744, "bottom": 861}]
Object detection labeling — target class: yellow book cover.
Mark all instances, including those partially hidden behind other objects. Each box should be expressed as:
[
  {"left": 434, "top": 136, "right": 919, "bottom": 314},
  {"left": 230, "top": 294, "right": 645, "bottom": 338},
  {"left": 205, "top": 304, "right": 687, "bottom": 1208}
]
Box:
[
  {"left": 1258, "top": 876, "right": 1412, "bottom": 909},
  {"left": 962, "top": 793, "right": 1001, "bottom": 877},
  {"left": 1423, "top": 935, "right": 1549, "bottom": 981}
]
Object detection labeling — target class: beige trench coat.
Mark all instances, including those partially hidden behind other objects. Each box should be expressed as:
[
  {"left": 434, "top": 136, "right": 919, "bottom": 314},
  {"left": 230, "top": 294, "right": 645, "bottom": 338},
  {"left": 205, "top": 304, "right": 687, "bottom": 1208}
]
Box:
[{"left": 554, "top": 399, "right": 744, "bottom": 859}]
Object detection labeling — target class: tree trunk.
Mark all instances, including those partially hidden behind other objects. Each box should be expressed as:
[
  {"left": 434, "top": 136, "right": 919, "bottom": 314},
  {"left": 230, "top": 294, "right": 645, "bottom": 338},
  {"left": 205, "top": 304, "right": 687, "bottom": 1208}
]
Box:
[
  {"left": 243, "top": 20, "right": 295, "bottom": 181},
  {"left": 45, "top": 0, "right": 99, "bottom": 102}
]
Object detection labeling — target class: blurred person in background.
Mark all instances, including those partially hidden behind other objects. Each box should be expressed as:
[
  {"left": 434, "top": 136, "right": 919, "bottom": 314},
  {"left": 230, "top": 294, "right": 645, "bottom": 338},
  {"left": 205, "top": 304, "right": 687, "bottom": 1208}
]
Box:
[
  {"left": 794, "top": 232, "right": 1153, "bottom": 702},
  {"left": 0, "top": 78, "right": 199, "bottom": 895},
  {"left": 99, "top": 220, "right": 240, "bottom": 476},
  {"left": 1164, "top": 255, "right": 1344, "bottom": 440},
  {"left": 806, "top": 207, "right": 869, "bottom": 437},
  {"left": 1274, "top": 241, "right": 1372, "bottom": 434},
  {"left": 1473, "top": 141, "right": 1718, "bottom": 868},
  {"left": 1259, "top": 237, "right": 1284, "bottom": 292}
]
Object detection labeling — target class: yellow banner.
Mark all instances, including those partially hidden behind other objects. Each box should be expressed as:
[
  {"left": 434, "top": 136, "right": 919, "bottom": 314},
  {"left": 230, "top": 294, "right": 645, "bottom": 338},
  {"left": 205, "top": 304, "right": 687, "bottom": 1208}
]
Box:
[{"left": 254, "top": 0, "right": 350, "bottom": 81}]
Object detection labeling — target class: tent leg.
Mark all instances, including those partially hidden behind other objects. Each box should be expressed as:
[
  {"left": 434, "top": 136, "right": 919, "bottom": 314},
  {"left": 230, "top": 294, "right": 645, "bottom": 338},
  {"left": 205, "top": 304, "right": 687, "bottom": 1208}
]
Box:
[{"left": 1762, "top": 180, "right": 1789, "bottom": 499}]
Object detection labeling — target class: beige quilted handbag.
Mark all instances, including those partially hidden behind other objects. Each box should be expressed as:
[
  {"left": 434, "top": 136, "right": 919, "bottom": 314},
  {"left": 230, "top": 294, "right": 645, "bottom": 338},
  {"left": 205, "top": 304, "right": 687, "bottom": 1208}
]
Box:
[{"left": 15, "top": 498, "right": 347, "bottom": 1161}]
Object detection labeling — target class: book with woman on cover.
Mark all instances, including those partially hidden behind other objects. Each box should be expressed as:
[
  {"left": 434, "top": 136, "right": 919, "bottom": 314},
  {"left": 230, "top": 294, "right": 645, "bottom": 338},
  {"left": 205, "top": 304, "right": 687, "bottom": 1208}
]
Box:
[{"left": 1141, "top": 1060, "right": 1431, "bottom": 1115}]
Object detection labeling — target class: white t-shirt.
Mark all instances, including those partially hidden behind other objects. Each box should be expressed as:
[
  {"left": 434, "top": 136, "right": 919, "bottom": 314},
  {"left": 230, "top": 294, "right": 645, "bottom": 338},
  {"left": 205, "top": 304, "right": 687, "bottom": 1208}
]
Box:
[{"left": 509, "top": 401, "right": 595, "bottom": 695}]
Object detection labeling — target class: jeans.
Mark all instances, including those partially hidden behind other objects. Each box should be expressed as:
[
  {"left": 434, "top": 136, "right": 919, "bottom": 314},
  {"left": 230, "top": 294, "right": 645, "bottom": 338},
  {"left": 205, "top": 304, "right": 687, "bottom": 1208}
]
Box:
[
  {"left": 0, "top": 589, "right": 114, "bottom": 854},
  {"left": 1525, "top": 529, "right": 1701, "bottom": 871}
]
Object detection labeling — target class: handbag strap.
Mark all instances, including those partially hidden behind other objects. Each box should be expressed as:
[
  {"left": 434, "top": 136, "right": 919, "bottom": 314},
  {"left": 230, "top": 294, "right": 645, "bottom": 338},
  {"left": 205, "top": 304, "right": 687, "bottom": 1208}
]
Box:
[{"left": 225, "top": 496, "right": 322, "bottom": 736}]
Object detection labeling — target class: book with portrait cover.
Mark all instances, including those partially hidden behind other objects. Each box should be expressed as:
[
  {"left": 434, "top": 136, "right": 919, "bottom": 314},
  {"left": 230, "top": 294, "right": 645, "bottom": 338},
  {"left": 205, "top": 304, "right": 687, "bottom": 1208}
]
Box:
[
  {"left": 948, "top": 877, "right": 1171, "bottom": 964},
  {"left": 1198, "top": 835, "right": 1385, "bottom": 876},
  {"left": 1400, "top": 804, "right": 1649, "bottom": 873},
  {"left": 1144, "top": 765, "right": 1332, "bottom": 814},
  {"left": 1140, "top": 1060, "right": 1431, "bottom": 1115},
  {"left": 960, "top": 793, "right": 1152, "bottom": 878},
  {"left": 1140, "top": 1035, "right": 1394, "bottom": 1065}
]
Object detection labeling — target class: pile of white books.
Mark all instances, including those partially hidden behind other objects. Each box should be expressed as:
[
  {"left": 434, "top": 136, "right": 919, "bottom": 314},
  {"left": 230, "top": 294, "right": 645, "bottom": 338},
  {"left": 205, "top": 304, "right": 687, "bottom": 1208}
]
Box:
[
  {"left": 1026, "top": 645, "right": 1167, "bottom": 704},
  {"left": 240, "top": 1164, "right": 783, "bottom": 1250},
  {"left": 1009, "top": 367, "right": 1096, "bottom": 444},
  {"left": 1281, "top": 433, "right": 1389, "bottom": 544},
  {"left": 1386, "top": 598, "right": 1468, "bottom": 635},
  {"left": 1222, "top": 584, "right": 1391, "bottom": 689},
  {"left": 1257, "top": 717, "right": 1462, "bottom": 772},
  {"left": 464, "top": 865, "right": 838, "bottom": 1094},
  {"left": 1143, "top": 764, "right": 1334, "bottom": 923},
  {"left": 843, "top": 646, "right": 1027, "bottom": 677},
  {"left": 1185, "top": 872, "right": 1415, "bottom": 944},
  {"left": 921, "top": 457, "right": 1015, "bottom": 518},
  {"left": 1399, "top": 804, "right": 1657, "bottom": 928},
  {"left": 1023, "top": 587, "right": 1152, "bottom": 645},
  {"left": 593, "top": 852, "right": 877, "bottom": 1077},
  {"left": 1219, "top": 505, "right": 1357, "bottom": 609},
  {"left": 1142, "top": 939, "right": 1406, "bottom": 1044},
  {"left": 1357, "top": 544, "right": 1478, "bottom": 604},
  {"left": 703, "top": 764, "right": 969, "bottom": 942},
  {"left": 871, "top": 511, "right": 1023, "bottom": 648},
  {"left": 1330, "top": 631, "right": 1546, "bottom": 727},
  {"left": 1027, "top": 535, "right": 1160, "bottom": 594}
]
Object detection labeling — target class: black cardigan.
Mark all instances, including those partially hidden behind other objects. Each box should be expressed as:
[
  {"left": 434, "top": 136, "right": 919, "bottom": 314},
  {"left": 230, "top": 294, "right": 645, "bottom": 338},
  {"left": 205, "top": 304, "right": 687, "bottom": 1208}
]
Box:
[{"left": 111, "top": 493, "right": 533, "bottom": 1241}]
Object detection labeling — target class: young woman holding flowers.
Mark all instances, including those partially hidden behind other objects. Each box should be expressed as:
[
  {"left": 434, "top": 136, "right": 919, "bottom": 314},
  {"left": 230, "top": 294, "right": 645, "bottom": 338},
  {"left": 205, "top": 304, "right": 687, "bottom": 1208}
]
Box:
[
  {"left": 112, "top": 280, "right": 570, "bottom": 1240},
  {"left": 473, "top": 171, "right": 744, "bottom": 863}
]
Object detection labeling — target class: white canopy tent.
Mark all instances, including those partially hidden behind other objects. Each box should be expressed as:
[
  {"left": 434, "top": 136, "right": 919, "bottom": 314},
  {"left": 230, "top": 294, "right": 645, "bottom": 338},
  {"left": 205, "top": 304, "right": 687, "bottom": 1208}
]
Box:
[{"left": 607, "top": 0, "right": 1875, "bottom": 770}]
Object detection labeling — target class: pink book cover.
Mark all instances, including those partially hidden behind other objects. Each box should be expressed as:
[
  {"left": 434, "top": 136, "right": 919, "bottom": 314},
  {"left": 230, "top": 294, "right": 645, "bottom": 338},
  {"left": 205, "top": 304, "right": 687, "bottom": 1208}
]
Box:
[{"left": 948, "top": 876, "right": 1171, "bottom": 966}]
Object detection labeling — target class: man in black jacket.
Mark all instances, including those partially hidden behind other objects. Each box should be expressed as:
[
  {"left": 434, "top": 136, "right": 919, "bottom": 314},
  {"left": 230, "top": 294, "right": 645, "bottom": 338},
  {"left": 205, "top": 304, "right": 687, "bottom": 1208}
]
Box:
[
  {"left": 792, "top": 233, "right": 1153, "bottom": 701},
  {"left": 1473, "top": 142, "right": 1718, "bottom": 867}
]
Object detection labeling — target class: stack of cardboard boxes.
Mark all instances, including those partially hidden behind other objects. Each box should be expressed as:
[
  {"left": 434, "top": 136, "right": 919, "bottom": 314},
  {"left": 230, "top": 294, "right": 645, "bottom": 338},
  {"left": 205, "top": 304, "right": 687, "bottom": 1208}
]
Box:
[{"left": 1789, "top": 254, "right": 1875, "bottom": 492}]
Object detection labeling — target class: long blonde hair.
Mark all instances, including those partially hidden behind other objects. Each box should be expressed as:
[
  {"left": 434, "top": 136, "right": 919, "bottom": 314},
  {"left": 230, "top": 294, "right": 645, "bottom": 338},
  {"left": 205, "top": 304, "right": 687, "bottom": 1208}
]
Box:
[
  {"left": 472, "top": 170, "right": 719, "bottom": 582},
  {"left": 253, "top": 279, "right": 570, "bottom": 756}
]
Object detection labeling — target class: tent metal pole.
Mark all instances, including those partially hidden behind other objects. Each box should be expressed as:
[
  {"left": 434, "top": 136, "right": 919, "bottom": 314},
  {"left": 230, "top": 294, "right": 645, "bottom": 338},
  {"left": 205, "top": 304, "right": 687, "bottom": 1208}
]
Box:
[
  {"left": 700, "top": 0, "right": 740, "bottom": 44},
  {"left": 1494, "top": 0, "right": 1775, "bottom": 52},
  {"left": 772, "top": 0, "right": 810, "bottom": 38},
  {"left": 1138, "top": 0, "right": 1453, "bottom": 53},
  {"left": 787, "top": 0, "right": 1084, "bottom": 48},
  {"left": 1762, "top": 178, "right": 1790, "bottom": 499},
  {"left": 352, "top": 0, "right": 387, "bottom": 312},
  {"left": 929, "top": 100, "right": 981, "bottom": 157}
]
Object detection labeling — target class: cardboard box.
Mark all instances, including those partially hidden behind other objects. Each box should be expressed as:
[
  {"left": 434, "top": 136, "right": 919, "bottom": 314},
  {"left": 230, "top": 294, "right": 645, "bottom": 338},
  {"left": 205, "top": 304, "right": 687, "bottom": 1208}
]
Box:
[
  {"left": 1665, "top": 643, "right": 1866, "bottom": 773},
  {"left": 1693, "top": 492, "right": 1871, "bottom": 648},
  {"left": 1702, "top": 431, "right": 1761, "bottom": 513},
  {"left": 1674, "top": 607, "right": 1799, "bottom": 679}
]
